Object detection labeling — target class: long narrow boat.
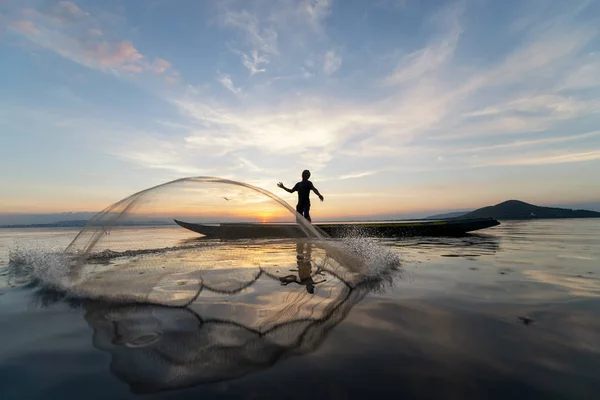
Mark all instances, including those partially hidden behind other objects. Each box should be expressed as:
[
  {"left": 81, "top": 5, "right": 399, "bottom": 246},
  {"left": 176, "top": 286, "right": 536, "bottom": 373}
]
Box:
[{"left": 174, "top": 218, "right": 500, "bottom": 239}]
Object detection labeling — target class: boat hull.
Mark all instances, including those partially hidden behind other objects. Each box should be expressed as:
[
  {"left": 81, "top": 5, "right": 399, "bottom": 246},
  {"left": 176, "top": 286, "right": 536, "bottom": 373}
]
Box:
[{"left": 174, "top": 218, "right": 500, "bottom": 239}]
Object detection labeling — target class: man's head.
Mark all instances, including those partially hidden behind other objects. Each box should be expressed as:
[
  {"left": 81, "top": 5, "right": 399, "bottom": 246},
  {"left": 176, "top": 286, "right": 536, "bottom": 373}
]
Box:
[{"left": 302, "top": 170, "right": 311, "bottom": 180}]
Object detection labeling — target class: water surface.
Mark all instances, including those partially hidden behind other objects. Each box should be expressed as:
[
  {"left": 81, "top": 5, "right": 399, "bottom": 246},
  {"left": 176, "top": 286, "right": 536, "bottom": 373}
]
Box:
[{"left": 1, "top": 220, "right": 599, "bottom": 399}]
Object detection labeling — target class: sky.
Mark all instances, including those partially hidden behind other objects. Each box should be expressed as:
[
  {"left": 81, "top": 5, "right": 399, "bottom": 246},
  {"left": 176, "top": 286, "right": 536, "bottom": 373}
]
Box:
[{"left": 1, "top": 0, "right": 600, "bottom": 220}]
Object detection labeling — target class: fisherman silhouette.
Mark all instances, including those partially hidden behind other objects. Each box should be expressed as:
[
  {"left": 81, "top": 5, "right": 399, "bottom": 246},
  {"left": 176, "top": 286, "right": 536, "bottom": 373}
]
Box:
[{"left": 277, "top": 170, "right": 323, "bottom": 222}]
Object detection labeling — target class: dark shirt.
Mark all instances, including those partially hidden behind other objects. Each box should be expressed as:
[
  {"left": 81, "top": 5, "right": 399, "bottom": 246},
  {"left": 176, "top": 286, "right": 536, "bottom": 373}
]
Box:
[{"left": 292, "top": 180, "right": 314, "bottom": 205}]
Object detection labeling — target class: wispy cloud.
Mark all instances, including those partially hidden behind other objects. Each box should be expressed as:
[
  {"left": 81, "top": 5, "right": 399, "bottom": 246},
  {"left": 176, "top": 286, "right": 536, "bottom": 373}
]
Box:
[
  {"left": 339, "top": 170, "right": 379, "bottom": 180},
  {"left": 10, "top": 19, "right": 39, "bottom": 35},
  {"left": 87, "top": 28, "right": 103, "bottom": 37},
  {"left": 7, "top": 2, "right": 177, "bottom": 77},
  {"left": 242, "top": 50, "right": 268, "bottom": 74},
  {"left": 481, "top": 150, "right": 600, "bottom": 168},
  {"left": 152, "top": 58, "right": 172, "bottom": 74},
  {"left": 559, "top": 58, "right": 600, "bottom": 91},
  {"left": 299, "top": 0, "right": 333, "bottom": 30},
  {"left": 219, "top": 0, "right": 336, "bottom": 77},
  {"left": 53, "top": 1, "right": 88, "bottom": 23},
  {"left": 323, "top": 50, "right": 341, "bottom": 74},
  {"left": 222, "top": 9, "right": 278, "bottom": 54},
  {"left": 217, "top": 73, "right": 243, "bottom": 96},
  {"left": 385, "top": 28, "right": 460, "bottom": 85},
  {"left": 450, "top": 130, "right": 600, "bottom": 154},
  {"left": 384, "top": 3, "right": 462, "bottom": 85},
  {"left": 20, "top": 1, "right": 88, "bottom": 26},
  {"left": 106, "top": 132, "right": 209, "bottom": 176},
  {"left": 463, "top": 94, "right": 600, "bottom": 120},
  {"left": 174, "top": 93, "right": 389, "bottom": 158}
]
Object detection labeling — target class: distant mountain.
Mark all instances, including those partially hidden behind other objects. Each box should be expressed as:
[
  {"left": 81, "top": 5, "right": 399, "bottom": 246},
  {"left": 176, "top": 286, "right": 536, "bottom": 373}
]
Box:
[
  {"left": 553, "top": 202, "right": 600, "bottom": 212},
  {"left": 425, "top": 211, "right": 469, "bottom": 220},
  {"left": 0, "top": 212, "right": 99, "bottom": 226},
  {"left": 0, "top": 220, "right": 176, "bottom": 229},
  {"left": 461, "top": 200, "right": 600, "bottom": 220}
]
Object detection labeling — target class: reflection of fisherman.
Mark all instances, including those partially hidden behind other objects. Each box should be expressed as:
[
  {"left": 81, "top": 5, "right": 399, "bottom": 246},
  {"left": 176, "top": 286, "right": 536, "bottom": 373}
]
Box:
[{"left": 280, "top": 242, "right": 324, "bottom": 294}]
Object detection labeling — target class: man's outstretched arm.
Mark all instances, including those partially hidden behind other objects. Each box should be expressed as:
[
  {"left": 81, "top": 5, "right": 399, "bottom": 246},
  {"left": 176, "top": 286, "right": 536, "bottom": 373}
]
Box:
[
  {"left": 312, "top": 186, "right": 324, "bottom": 201},
  {"left": 277, "top": 182, "right": 296, "bottom": 193}
]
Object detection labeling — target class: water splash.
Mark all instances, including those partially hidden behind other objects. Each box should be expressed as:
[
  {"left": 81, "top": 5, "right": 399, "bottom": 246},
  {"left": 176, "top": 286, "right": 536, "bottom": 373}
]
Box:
[{"left": 8, "top": 244, "right": 72, "bottom": 289}]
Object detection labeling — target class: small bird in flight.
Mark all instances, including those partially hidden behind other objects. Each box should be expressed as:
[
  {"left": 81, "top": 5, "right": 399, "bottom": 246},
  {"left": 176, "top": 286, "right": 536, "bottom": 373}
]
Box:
[{"left": 223, "top": 197, "right": 230, "bottom": 201}]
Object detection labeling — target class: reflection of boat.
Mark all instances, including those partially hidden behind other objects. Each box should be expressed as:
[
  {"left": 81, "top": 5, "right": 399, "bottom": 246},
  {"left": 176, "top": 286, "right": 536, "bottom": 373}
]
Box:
[
  {"left": 174, "top": 218, "right": 500, "bottom": 239},
  {"left": 74, "top": 239, "right": 394, "bottom": 394},
  {"left": 382, "top": 233, "right": 501, "bottom": 257}
]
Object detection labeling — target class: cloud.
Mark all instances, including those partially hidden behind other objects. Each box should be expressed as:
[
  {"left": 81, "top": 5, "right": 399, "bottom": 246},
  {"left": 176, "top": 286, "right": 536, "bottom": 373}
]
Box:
[
  {"left": 339, "top": 171, "right": 379, "bottom": 180},
  {"left": 449, "top": 95, "right": 600, "bottom": 140},
  {"left": 385, "top": 17, "right": 460, "bottom": 85},
  {"left": 174, "top": 94, "right": 387, "bottom": 160},
  {"left": 87, "top": 40, "right": 143, "bottom": 68},
  {"left": 111, "top": 140, "right": 207, "bottom": 175},
  {"left": 87, "top": 28, "right": 103, "bottom": 37},
  {"left": 464, "top": 95, "right": 599, "bottom": 118},
  {"left": 483, "top": 150, "right": 600, "bottom": 167},
  {"left": 450, "top": 130, "right": 600, "bottom": 154},
  {"left": 217, "top": 73, "right": 243, "bottom": 96},
  {"left": 559, "top": 59, "right": 600, "bottom": 91},
  {"left": 220, "top": 5, "right": 284, "bottom": 78},
  {"left": 300, "top": 0, "right": 332, "bottom": 29},
  {"left": 10, "top": 19, "right": 39, "bottom": 35},
  {"left": 165, "top": 70, "right": 181, "bottom": 84},
  {"left": 222, "top": 9, "right": 278, "bottom": 55},
  {"left": 493, "top": 28, "right": 595, "bottom": 86},
  {"left": 260, "top": 0, "right": 333, "bottom": 32},
  {"left": 54, "top": 1, "right": 88, "bottom": 23},
  {"left": 323, "top": 50, "right": 341, "bottom": 74},
  {"left": 242, "top": 50, "right": 268, "bottom": 74},
  {"left": 7, "top": 3, "right": 178, "bottom": 78},
  {"left": 21, "top": 1, "right": 88, "bottom": 26},
  {"left": 153, "top": 58, "right": 172, "bottom": 74},
  {"left": 455, "top": 21, "right": 597, "bottom": 97},
  {"left": 219, "top": 0, "right": 336, "bottom": 78}
]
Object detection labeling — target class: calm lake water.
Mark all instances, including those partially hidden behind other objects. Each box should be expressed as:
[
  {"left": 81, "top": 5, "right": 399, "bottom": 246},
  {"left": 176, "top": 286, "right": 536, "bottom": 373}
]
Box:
[{"left": 0, "top": 219, "right": 599, "bottom": 399}]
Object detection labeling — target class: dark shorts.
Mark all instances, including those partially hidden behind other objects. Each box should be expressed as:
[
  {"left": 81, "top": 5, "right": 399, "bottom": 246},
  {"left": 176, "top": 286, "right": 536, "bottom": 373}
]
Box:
[{"left": 296, "top": 202, "right": 311, "bottom": 222}]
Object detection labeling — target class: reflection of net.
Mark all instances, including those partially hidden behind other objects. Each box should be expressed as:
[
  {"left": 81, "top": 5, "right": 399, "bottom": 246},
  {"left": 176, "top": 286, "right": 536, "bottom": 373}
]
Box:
[
  {"left": 68, "top": 239, "right": 382, "bottom": 306},
  {"left": 81, "top": 240, "right": 393, "bottom": 394}
]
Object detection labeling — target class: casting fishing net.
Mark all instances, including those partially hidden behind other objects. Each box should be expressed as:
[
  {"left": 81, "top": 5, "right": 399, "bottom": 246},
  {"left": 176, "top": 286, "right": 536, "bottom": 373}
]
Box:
[
  {"left": 9, "top": 177, "right": 400, "bottom": 392},
  {"left": 9, "top": 177, "right": 399, "bottom": 303}
]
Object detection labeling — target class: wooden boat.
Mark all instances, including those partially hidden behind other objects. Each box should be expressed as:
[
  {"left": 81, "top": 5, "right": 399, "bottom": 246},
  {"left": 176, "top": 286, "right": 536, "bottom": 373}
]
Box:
[{"left": 174, "top": 218, "right": 500, "bottom": 239}]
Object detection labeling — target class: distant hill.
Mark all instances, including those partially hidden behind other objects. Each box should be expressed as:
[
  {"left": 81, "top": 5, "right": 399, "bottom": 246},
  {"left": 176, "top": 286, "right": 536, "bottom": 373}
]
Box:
[
  {"left": 0, "top": 220, "right": 175, "bottom": 229},
  {"left": 461, "top": 200, "right": 600, "bottom": 220},
  {"left": 0, "top": 212, "right": 98, "bottom": 226},
  {"left": 425, "top": 211, "right": 469, "bottom": 220}
]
